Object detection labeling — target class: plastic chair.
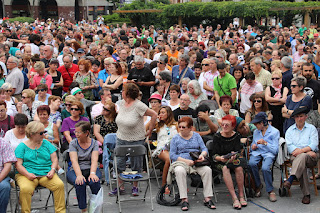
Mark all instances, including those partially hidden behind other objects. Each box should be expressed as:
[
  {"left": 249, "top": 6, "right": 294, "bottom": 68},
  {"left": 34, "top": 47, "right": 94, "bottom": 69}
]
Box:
[{"left": 114, "top": 144, "right": 154, "bottom": 213}]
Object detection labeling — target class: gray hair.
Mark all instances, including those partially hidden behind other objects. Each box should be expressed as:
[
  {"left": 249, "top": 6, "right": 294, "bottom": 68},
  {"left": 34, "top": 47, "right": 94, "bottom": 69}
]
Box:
[
  {"left": 179, "top": 54, "right": 190, "bottom": 64},
  {"left": 291, "top": 76, "right": 307, "bottom": 89},
  {"left": 253, "top": 43, "right": 264, "bottom": 50},
  {"left": 281, "top": 56, "right": 292, "bottom": 69},
  {"left": 46, "top": 45, "right": 54, "bottom": 52},
  {"left": 62, "top": 54, "right": 73, "bottom": 62},
  {"left": 217, "top": 49, "right": 227, "bottom": 60},
  {"left": 209, "top": 57, "right": 219, "bottom": 64},
  {"left": 250, "top": 57, "right": 264, "bottom": 67},
  {"left": 307, "top": 54, "right": 314, "bottom": 63},
  {"left": 159, "top": 71, "right": 171, "bottom": 82},
  {"left": 159, "top": 54, "right": 168, "bottom": 63},
  {"left": 89, "top": 43, "right": 97, "bottom": 49},
  {"left": 134, "top": 55, "right": 144, "bottom": 63},
  {"left": 188, "top": 80, "right": 202, "bottom": 96},
  {"left": 181, "top": 77, "right": 191, "bottom": 84},
  {"left": 208, "top": 46, "right": 216, "bottom": 52},
  {"left": 8, "top": 56, "right": 19, "bottom": 65}
]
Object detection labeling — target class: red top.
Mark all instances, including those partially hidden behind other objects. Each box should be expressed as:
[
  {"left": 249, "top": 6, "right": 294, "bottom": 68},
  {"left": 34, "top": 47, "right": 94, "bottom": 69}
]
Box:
[{"left": 57, "top": 64, "right": 79, "bottom": 92}]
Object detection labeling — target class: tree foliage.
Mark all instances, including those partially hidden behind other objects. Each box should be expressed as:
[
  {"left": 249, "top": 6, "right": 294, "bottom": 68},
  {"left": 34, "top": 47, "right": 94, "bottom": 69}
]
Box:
[{"left": 8, "top": 17, "right": 35, "bottom": 24}]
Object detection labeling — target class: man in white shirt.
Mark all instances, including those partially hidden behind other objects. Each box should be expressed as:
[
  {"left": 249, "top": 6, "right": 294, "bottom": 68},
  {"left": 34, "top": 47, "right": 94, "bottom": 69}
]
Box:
[
  {"left": 5, "top": 57, "right": 24, "bottom": 100},
  {"left": 91, "top": 88, "right": 112, "bottom": 120}
]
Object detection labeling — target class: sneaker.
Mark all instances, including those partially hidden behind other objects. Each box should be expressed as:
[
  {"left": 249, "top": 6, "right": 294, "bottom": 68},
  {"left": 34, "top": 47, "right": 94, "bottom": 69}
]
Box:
[
  {"left": 109, "top": 188, "right": 125, "bottom": 196},
  {"left": 132, "top": 187, "right": 139, "bottom": 196},
  {"left": 58, "top": 168, "right": 65, "bottom": 175}
]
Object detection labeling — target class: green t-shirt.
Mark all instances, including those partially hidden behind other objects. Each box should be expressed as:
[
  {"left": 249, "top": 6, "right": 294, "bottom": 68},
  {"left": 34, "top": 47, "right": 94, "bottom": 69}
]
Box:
[
  {"left": 15, "top": 140, "right": 56, "bottom": 176},
  {"left": 213, "top": 72, "right": 237, "bottom": 103}
]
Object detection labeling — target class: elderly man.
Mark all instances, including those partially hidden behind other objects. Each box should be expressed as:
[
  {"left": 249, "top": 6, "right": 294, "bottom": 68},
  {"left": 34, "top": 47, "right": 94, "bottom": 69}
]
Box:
[
  {"left": 284, "top": 106, "right": 318, "bottom": 204},
  {"left": 250, "top": 57, "right": 272, "bottom": 90},
  {"left": 5, "top": 56, "right": 24, "bottom": 100},
  {"left": 91, "top": 88, "right": 112, "bottom": 120},
  {"left": 173, "top": 94, "right": 196, "bottom": 121},
  {"left": 127, "top": 55, "right": 155, "bottom": 104},
  {"left": 171, "top": 54, "right": 195, "bottom": 86},
  {"left": 57, "top": 54, "right": 79, "bottom": 93},
  {"left": 249, "top": 112, "right": 280, "bottom": 202},
  {"left": 0, "top": 138, "right": 17, "bottom": 212},
  {"left": 229, "top": 53, "right": 240, "bottom": 75},
  {"left": 280, "top": 56, "right": 294, "bottom": 90},
  {"left": 41, "top": 45, "right": 54, "bottom": 68}
]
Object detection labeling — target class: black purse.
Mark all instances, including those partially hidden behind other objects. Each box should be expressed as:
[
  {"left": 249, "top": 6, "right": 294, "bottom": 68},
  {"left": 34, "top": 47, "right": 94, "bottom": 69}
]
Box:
[{"left": 189, "top": 151, "right": 211, "bottom": 167}]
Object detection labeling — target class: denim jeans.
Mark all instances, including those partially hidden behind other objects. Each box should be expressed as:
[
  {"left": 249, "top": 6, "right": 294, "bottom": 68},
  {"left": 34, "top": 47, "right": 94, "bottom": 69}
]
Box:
[
  {"left": 249, "top": 155, "right": 275, "bottom": 193},
  {"left": 103, "top": 133, "right": 117, "bottom": 184},
  {"left": 67, "top": 168, "right": 102, "bottom": 210},
  {"left": 0, "top": 177, "right": 10, "bottom": 213}
]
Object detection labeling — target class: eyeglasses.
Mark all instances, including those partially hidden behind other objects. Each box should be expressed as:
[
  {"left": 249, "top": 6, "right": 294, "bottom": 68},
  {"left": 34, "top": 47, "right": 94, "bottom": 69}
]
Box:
[
  {"left": 243, "top": 67, "right": 249, "bottom": 70},
  {"left": 271, "top": 78, "right": 280, "bottom": 80},
  {"left": 21, "top": 96, "right": 27, "bottom": 99},
  {"left": 103, "top": 107, "right": 110, "bottom": 112},
  {"left": 70, "top": 108, "right": 80, "bottom": 111},
  {"left": 158, "top": 61, "right": 165, "bottom": 65},
  {"left": 202, "top": 64, "right": 209, "bottom": 66},
  {"left": 39, "top": 131, "right": 47, "bottom": 135},
  {"left": 178, "top": 125, "right": 187, "bottom": 129},
  {"left": 215, "top": 56, "right": 222, "bottom": 58},
  {"left": 0, "top": 109, "right": 6, "bottom": 113},
  {"left": 37, "top": 89, "right": 47, "bottom": 92},
  {"left": 291, "top": 84, "right": 298, "bottom": 88},
  {"left": 221, "top": 123, "right": 231, "bottom": 127},
  {"left": 303, "top": 70, "right": 313, "bottom": 72},
  {"left": 65, "top": 104, "right": 71, "bottom": 107},
  {"left": 76, "top": 92, "right": 82, "bottom": 95},
  {"left": 5, "top": 90, "right": 12, "bottom": 93},
  {"left": 237, "top": 47, "right": 243, "bottom": 50},
  {"left": 254, "top": 100, "right": 262, "bottom": 103}
]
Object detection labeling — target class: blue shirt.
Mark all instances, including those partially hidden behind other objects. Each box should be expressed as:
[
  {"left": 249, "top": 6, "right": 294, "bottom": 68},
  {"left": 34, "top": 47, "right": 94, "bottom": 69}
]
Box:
[
  {"left": 285, "top": 122, "right": 319, "bottom": 154},
  {"left": 97, "top": 69, "right": 109, "bottom": 89},
  {"left": 250, "top": 125, "right": 280, "bottom": 158},
  {"left": 171, "top": 65, "right": 195, "bottom": 85},
  {"left": 170, "top": 132, "right": 208, "bottom": 162},
  {"left": 35, "top": 94, "right": 51, "bottom": 105}
]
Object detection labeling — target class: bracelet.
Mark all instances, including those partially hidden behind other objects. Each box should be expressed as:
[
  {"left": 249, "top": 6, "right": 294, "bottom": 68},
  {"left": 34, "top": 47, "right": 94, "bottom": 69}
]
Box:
[
  {"left": 51, "top": 168, "right": 57, "bottom": 172},
  {"left": 90, "top": 172, "right": 96, "bottom": 175}
]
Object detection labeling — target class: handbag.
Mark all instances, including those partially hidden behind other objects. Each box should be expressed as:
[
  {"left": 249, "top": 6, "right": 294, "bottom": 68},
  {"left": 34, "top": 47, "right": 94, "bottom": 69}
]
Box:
[{"left": 189, "top": 151, "right": 211, "bottom": 167}]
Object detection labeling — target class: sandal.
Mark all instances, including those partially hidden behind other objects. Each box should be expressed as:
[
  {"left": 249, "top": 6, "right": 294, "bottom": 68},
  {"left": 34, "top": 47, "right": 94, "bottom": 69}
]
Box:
[
  {"left": 232, "top": 199, "right": 241, "bottom": 210},
  {"left": 310, "top": 173, "right": 320, "bottom": 180},
  {"left": 181, "top": 201, "right": 189, "bottom": 211},
  {"left": 239, "top": 197, "right": 247, "bottom": 207},
  {"left": 203, "top": 200, "right": 216, "bottom": 210}
]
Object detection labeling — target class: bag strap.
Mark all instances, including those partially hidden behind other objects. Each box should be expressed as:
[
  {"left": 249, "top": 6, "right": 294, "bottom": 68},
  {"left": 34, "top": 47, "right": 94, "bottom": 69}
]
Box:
[
  {"left": 178, "top": 67, "right": 188, "bottom": 85},
  {"left": 65, "top": 67, "right": 72, "bottom": 79},
  {"left": 7, "top": 116, "right": 11, "bottom": 130},
  {"left": 217, "top": 76, "right": 227, "bottom": 96}
]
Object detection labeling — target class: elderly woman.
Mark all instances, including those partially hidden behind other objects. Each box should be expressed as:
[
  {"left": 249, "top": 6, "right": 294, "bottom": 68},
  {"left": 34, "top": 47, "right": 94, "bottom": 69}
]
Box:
[
  {"left": 103, "top": 62, "right": 123, "bottom": 96},
  {"left": 265, "top": 69, "right": 289, "bottom": 136},
  {"left": 152, "top": 54, "right": 170, "bottom": 80},
  {"left": 48, "top": 95, "right": 62, "bottom": 128},
  {"left": 168, "top": 84, "right": 181, "bottom": 111},
  {"left": 4, "top": 113, "right": 28, "bottom": 150},
  {"left": 60, "top": 101, "right": 89, "bottom": 153},
  {"left": 181, "top": 77, "right": 191, "bottom": 94},
  {"left": 93, "top": 100, "right": 118, "bottom": 144},
  {"left": 48, "top": 58, "right": 63, "bottom": 97},
  {"left": 214, "top": 95, "right": 239, "bottom": 125},
  {"left": 172, "top": 54, "right": 195, "bottom": 86},
  {"left": 187, "top": 80, "right": 208, "bottom": 110},
  {"left": 98, "top": 57, "right": 114, "bottom": 88},
  {"left": 29, "top": 61, "right": 53, "bottom": 94},
  {"left": 211, "top": 115, "right": 246, "bottom": 209},
  {"left": 15, "top": 121, "right": 65, "bottom": 213},
  {"left": 270, "top": 60, "right": 281, "bottom": 72},
  {"left": 1, "top": 83, "right": 18, "bottom": 116},
  {"left": 282, "top": 76, "right": 312, "bottom": 134},
  {"left": 73, "top": 59, "right": 97, "bottom": 100},
  {"left": 17, "top": 89, "right": 44, "bottom": 121},
  {"left": 170, "top": 116, "right": 215, "bottom": 211},
  {"left": 245, "top": 93, "right": 273, "bottom": 124},
  {"left": 67, "top": 121, "right": 101, "bottom": 213},
  {"left": 35, "top": 83, "right": 51, "bottom": 104},
  {"left": 109, "top": 83, "right": 157, "bottom": 196},
  {"left": 61, "top": 95, "right": 77, "bottom": 120}
]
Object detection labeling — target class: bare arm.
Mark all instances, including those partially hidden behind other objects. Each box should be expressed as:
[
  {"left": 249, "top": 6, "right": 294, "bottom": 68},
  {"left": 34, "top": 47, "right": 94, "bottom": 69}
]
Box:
[
  {"left": 63, "top": 131, "right": 73, "bottom": 143},
  {"left": 203, "top": 81, "right": 214, "bottom": 92},
  {"left": 214, "top": 91, "right": 220, "bottom": 107},
  {"left": 54, "top": 75, "right": 64, "bottom": 87},
  {"left": 93, "top": 124, "right": 104, "bottom": 143},
  {"left": 103, "top": 76, "right": 123, "bottom": 90},
  {"left": 144, "top": 108, "right": 157, "bottom": 137},
  {"left": 0, "top": 163, "right": 12, "bottom": 182},
  {"left": 52, "top": 124, "right": 60, "bottom": 145},
  {"left": 90, "top": 151, "right": 99, "bottom": 174},
  {"left": 230, "top": 88, "right": 237, "bottom": 105},
  {"left": 69, "top": 152, "right": 83, "bottom": 177}
]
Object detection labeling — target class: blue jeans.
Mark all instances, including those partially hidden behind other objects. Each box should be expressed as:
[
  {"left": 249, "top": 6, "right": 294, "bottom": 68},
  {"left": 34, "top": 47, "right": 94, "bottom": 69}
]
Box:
[
  {"left": 249, "top": 155, "right": 275, "bottom": 193},
  {"left": 0, "top": 177, "right": 10, "bottom": 213},
  {"left": 67, "top": 168, "right": 102, "bottom": 210},
  {"left": 103, "top": 133, "right": 117, "bottom": 184}
]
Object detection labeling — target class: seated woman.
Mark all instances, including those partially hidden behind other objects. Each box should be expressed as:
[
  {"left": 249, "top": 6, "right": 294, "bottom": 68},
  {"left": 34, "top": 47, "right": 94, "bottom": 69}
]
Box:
[
  {"left": 187, "top": 80, "right": 208, "bottom": 110},
  {"left": 48, "top": 95, "right": 62, "bottom": 128},
  {"left": 245, "top": 93, "right": 272, "bottom": 124},
  {"left": 17, "top": 89, "right": 45, "bottom": 121},
  {"left": 93, "top": 100, "right": 118, "bottom": 144},
  {"left": 170, "top": 116, "right": 215, "bottom": 211},
  {"left": 61, "top": 95, "right": 77, "bottom": 120},
  {"left": 4, "top": 113, "right": 28, "bottom": 150},
  {"left": 67, "top": 121, "right": 101, "bottom": 213},
  {"left": 144, "top": 93, "right": 162, "bottom": 125},
  {"left": 35, "top": 83, "right": 51, "bottom": 105},
  {"left": 210, "top": 115, "right": 246, "bottom": 210},
  {"left": 60, "top": 101, "right": 89, "bottom": 153},
  {"left": 214, "top": 95, "right": 239, "bottom": 126},
  {"left": 1, "top": 83, "right": 18, "bottom": 116},
  {"left": 168, "top": 84, "right": 180, "bottom": 111},
  {"left": 147, "top": 106, "right": 178, "bottom": 186},
  {"left": 15, "top": 121, "right": 65, "bottom": 213}
]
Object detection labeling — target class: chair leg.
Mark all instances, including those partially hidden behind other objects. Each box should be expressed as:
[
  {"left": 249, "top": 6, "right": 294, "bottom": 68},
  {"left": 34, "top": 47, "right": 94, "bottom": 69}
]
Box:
[
  {"left": 311, "top": 167, "right": 318, "bottom": 196},
  {"left": 147, "top": 142, "right": 160, "bottom": 188}
]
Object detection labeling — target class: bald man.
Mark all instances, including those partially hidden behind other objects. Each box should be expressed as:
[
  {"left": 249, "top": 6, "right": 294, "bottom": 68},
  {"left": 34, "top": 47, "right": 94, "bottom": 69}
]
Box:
[{"left": 173, "top": 94, "right": 196, "bottom": 121}]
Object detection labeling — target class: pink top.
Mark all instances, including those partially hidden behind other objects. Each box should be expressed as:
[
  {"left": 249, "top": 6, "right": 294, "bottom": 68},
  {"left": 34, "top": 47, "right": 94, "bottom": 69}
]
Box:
[{"left": 29, "top": 73, "right": 53, "bottom": 94}]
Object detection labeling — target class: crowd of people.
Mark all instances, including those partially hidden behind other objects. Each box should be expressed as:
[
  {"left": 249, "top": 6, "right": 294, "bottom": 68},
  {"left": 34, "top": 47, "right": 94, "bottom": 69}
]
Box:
[{"left": 0, "top": 18, "right": 319, "bottom": 212}]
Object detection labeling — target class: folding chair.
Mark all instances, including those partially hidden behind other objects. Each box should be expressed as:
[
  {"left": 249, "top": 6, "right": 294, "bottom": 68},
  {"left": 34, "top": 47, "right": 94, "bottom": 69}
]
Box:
[
  {"left": 145, "top": 135, "right": 161, "bottom": 189},
  {"left": 114, "top": 145, "right": 154, "bottom": 213}
]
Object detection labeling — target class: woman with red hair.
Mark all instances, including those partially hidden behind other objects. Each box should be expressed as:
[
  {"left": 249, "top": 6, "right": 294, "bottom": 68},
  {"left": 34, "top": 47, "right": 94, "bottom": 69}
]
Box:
[{"left": 210, "top": 115, "right": 247, "bottom": 210}]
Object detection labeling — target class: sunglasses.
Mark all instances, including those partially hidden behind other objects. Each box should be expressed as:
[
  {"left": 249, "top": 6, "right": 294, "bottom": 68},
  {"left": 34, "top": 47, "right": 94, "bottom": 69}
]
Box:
[
  {"left": 158, "top": 61, "right": 165, "bottom": 65},
  {"left": 39, "top": 131, "right": 47, "bottom": 135},
  {"left": 291, "top": 85, "right": 298, "bottom": 88},
  {"left": 215, "top": 56, "right": 222, "bottom": 58},
  {"left": 65, "top": 104, "right": 71, "bottom": 107},
  {"left": 76, "top": 92, "right": 83, "bottom": 95},
  {"left": 178, "top": 125, "right": 187, "bottom": 129},
  {"left": 103, "top": 107, "right": 110, "bottom": 112},
  {"left": 21, "top": 96, "right": 27, "bottom": 99},
  {"left": 254, "top": 100, "right": 262, "bottom": 103},
  {"left": 37, "top": 89, "right": 47, "bottom": 92},
  {"left": 272, "top": 78, "right": 280, "bottom": 80},
  {"left": 5, "top": 90, "right": 12, "bottom": 93},
  {"left": 202, "top": 64, "right": 209, "bottom": 66},
  {"left": 70, "top": 108, "right": 80, "bottom": 111}
]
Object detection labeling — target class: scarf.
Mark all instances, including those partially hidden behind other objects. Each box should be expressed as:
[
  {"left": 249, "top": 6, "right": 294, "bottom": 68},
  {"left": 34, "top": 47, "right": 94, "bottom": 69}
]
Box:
[{"left": 271, "top": 83, "right": 282, "bottom": 99}]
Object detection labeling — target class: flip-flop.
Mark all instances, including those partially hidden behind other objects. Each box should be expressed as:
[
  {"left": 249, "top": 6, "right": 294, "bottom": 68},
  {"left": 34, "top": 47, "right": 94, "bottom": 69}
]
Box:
[
  {"left": 310, "top": 173, "right": 320, "bottom": 180},
  {"left": 233, "top": 199, "right": 241, "bottom": 210},
  {"left": 181, "top": 201, "right": 189, "bottom": 211},
  {"left": 239, "top": 197, "right": 247, "bottom": 207},
  {"left": 204, "top": 200, "right": 216, "bottom": 210}
]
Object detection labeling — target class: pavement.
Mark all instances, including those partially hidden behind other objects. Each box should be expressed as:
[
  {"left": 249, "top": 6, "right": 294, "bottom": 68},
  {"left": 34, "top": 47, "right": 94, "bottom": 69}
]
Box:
[{"left": 8, "top": 165, "right": 320, "bottom": 213}]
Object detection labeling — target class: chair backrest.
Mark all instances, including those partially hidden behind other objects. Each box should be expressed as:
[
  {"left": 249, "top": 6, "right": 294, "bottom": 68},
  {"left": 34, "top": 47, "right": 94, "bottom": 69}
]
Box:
[{"left": 114, "top": 145, "right": 147, "bottom": 157}]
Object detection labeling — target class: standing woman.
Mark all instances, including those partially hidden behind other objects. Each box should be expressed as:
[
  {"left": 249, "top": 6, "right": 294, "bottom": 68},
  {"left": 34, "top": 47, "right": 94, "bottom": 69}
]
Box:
[
  {"left": 90, "top": 60, "right": 101, "bottom": 100},
  {"left": 47, "top": 58, "right": 63, "bottom": 97},
  {"left": 67, "top": 121, "right": 101, "bottom": 213},
  {"left": 103, "top": 62, "right": 123, "bottom": 96},
  {"left": 29, "top": 61, "right": 53, "bottom": 94},
  {"left": 282, "top": 76, "right": 312, "bottom": 134},
  {"left": 168, "top": 84, "right": 181, "bottom": 111},
  {"left": 265, "top": 70, "right": 288, "bottom": 136},
  {"left": 147, "top": 106, "right": 178, "bottom": 186},
  {"left": 245, "top": 93, "right": 273, "bottom": 124},
  {"left": 73, "top": 59, "right": 97, "bottom": 100},
  {"left": 109, "top": 83, "right": 157, "bottom": 196},
  {"left": 232, "top": 65, "right": 244, "bottom": 91}
]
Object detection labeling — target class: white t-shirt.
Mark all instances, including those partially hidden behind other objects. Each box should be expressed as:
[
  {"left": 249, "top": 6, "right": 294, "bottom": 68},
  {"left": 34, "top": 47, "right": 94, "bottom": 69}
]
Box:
[{"left": 4, "top": 129, "right": 28, "bottom": 151}]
